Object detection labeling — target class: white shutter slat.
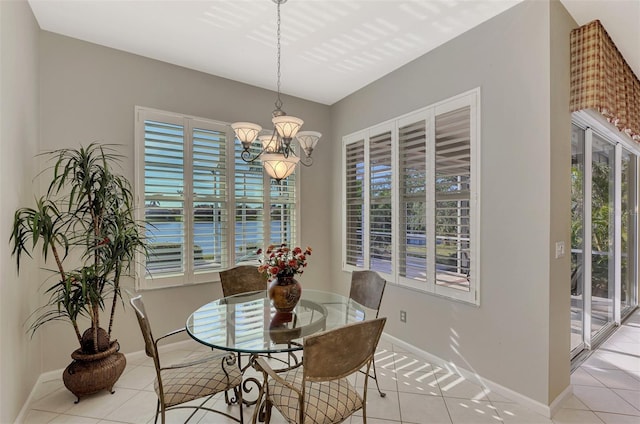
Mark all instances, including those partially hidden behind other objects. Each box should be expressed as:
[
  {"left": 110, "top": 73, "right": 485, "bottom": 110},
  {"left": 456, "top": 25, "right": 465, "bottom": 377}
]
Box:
[
  {"left": 235, "top": 141, "right": 264, "bottom": 262},
  {"left": 192, "top": 126, "right": 227, "bottom": 272},
  {"left": 144, "top": 120, "right": 186, "bottom": 277},
  {"left": 435, "top": 106, "right": 471, "bottom": 291},
  {"left": 270, "top": 175, "right": 296, "bottom": 246},
  {"left": 370, "top": 131, "right": 393, "bottom": 275},
  {"left": 399, "top": 119, "right": 427, "bottom": 281},
  {"left": 345, "top": 140, "right": 365, "bottom": 267}
]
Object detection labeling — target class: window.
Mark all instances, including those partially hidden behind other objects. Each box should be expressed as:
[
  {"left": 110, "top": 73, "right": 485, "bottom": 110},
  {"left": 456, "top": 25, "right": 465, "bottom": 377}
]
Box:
[
  {"left": 342, "top": 89, "right": 480, "bottom": 304},
  {"left": 135, "top": 107, "right": 299, "bottom": 289}
]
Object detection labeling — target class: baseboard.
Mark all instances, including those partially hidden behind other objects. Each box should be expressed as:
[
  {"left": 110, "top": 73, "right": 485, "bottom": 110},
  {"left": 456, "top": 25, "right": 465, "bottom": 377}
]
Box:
[{"left": 381, "top": 333, "right": 571, "bottom": 418}]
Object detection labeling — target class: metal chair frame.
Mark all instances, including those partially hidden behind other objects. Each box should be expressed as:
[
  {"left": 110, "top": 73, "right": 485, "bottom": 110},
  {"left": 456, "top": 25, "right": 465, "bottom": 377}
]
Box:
[
  {"left": 130, "top": 294, "right": 244, "bottom": 424},
  {"left": 253, "top": 317, "right": 387, "bottom": 424},
  {"left": 348, "top": 270, "right": 387, "bottom": 397}
]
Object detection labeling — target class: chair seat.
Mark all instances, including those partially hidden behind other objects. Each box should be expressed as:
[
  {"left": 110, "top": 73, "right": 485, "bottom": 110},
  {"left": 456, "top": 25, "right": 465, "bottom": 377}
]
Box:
[
  {"left": 268, "top": 367, "right": 363, "bottom": 424},
  {"left": 155, "top": 352, "right": 242, "bottom": 408}
]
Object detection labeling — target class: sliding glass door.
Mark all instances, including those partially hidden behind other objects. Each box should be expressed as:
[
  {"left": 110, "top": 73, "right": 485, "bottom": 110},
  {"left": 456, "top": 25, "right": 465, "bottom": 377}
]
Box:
[
  {"left": 570, "top": 125, "right": 585, "bottom": 354},
  {"left": 570, "top": 119, "right": 639, "bottom": 359},
  {"left": 620, "top": 149, "right": 638, "bottom": 317},
  {"left": 590, "top": 134, "right": 615, "bottom": 340}
]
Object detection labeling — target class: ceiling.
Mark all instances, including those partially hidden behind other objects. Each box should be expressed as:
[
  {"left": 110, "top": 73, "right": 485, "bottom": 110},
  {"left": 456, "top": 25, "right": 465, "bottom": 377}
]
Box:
[{"left": 28, "top": 0, "right": 640, "bottom": 106}]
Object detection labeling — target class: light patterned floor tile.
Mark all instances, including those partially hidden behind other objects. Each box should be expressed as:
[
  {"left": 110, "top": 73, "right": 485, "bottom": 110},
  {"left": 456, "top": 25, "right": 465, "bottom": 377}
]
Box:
[
  {"left": 398, "top": 392, "right": 452, "bottom": 424},
  {"left": 19, "top": 307, "right": 640, "bottom": 424},
  {"left": 436, "top": 373, "right": 491, "bottom": 401},
  {"left": 395, "top": 367, "right": 442, "bottom": 396},
  {"left": 350, "top": 416, "right": 401, "bottom": 424},
  {"left": 114, "top": 365, "right": 157, "bottom": 391},
  {"left": 596, "top": 412, "right": 640, "bottom": 424},
  {"left": 354, "top": 388, "right": 402, "bottom": 421},
  {"left": 61, "top": 388, "right": 140, "bottom": 420},
  {"left": 572, "top": 368, "right": 606, "bottom": 387},
  {"left": 573, "top": 385, "right": 640, "bottom": 416},
  {"left": 492, "top": 401, "right": 552, "bottom": 423},
  {"left": 103, "top": 390, "right": 157, "bottom": 423},
  {"left": 559, "top": 394, "right": 590, "bottom": 410},
  {"left": 552, "top": 408, "right": 606, "bottom": 423},
  {"left": 49, "top": 414, "right": 102, "bottom": 423},
  {"left": 29, "top": 387, "right": 78, "bottom": 415},
  {"left": 612, "top": 388, "right": 640, "bottom": 411},
  {"left": 584, "top": 368, "right": 640, "bottom": 391},
  {"left": 21, "top": 409, "right": 59, "bottom": 423},
  {"left": 443, "top": 397, "right": 503, "bottom": 424}
]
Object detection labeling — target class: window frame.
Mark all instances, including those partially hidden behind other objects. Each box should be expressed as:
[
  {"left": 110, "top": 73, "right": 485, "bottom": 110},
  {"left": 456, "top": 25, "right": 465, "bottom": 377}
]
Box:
[
  {"left": 135, "top": 106, "right": 301, "bottom": 290},
  {"left": 341, "top": 89, "right": 481, "bottom": 304}
]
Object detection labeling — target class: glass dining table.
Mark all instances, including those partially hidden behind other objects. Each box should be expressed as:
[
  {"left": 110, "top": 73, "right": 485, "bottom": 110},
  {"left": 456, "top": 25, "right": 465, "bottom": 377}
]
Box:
[
  {"left": 186, "top": 289, "right": 367, "bottom": 355},
  {"left": 185, "top": 289, "right": 368, "bottom": 408}
]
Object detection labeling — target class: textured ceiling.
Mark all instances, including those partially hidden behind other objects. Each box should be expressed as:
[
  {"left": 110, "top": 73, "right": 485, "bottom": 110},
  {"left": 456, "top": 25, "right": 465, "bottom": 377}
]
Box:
[{"left": 28, "top": 0, "right": 640, "bottom": 105}]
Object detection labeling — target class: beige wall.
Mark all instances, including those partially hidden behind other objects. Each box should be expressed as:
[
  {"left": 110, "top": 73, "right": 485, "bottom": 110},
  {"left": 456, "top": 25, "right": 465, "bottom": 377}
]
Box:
[
  {"left": 0, "top": 0, "right": 42, "bottom": 421},
  {"left": 1, "top": 0, "right": 579, "bottom": 419},
  {"left": 330, "top": 0, "right": 574, "bottom": 406},
  {"left": 548, "top": 0, "right": 575, "bottom": 404},
  {"left": 37, "top": 32, "right": 332, "bottom": 371}
]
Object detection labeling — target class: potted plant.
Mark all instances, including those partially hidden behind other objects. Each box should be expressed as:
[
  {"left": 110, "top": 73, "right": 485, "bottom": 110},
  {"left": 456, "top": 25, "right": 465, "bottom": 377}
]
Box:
[{"left": 10, "top": 143, "right": 146, "bottom": 402}]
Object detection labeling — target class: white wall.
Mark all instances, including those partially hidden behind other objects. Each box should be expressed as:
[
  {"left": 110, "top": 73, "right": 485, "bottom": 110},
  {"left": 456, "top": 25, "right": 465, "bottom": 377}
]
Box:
[
  {"left": 0, "top": 0, "right": 42, "bottom": 421},
  {"left": 330, "top": 0, "right": 574, "bottom": 406}
]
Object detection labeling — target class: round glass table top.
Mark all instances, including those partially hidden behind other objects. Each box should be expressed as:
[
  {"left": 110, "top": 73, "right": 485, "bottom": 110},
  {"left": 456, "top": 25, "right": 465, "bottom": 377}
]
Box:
[{"left": 186, "top": 290, "right": 366, "bottom": 353}]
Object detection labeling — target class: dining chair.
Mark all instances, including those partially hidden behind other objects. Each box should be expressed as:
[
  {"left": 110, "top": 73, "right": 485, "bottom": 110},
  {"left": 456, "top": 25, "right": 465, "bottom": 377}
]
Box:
[
  {"left": 220, "top": 265, "right": 268, "bottom": 297},
  {"left": 349, "top": 270, "right": 387, "bottom": 397},
  {"left": 129, "top": 294, "right": 244, "bottom": 424},
  {"left": 253, "top": 317, "right": 387, "bottom": 424}
]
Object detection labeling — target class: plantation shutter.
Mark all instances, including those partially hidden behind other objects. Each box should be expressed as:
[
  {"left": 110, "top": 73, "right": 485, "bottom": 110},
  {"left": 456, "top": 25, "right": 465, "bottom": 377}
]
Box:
[
  {"left": 270, "top": 175, "right": 296, "bottom": 246},
  {"left": 369, "top": 130, "right": 393, "bottom": 274},
  {"left": 234, "top": 141, "right": 264, "bottom": 262},
  {"left": 434, "top": 106, "right": 471, "bottom": 291},
  {"left": 345, "top": 139, "right": 365, "bottom": 267},
  {"left": 192, "top": 123, "right": 228, "bottom": 272},
  {"left": 399, "top": 120, "right": 427, "bottom": 281},
  {"left": 144, "top": 120, "right": 185, "bottom": 277}
]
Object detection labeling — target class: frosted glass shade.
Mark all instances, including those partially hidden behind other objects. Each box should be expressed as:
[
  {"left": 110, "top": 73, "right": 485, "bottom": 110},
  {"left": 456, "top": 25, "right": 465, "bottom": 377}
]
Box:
[
  {"left": 261, "top": 153, "right": 299, "bottom": 181},
  {"left": 272, "top": 115, "right": 303, "bottom": 139},
  {"left": 296, "top": 131, "right": 321, "bottom": 157},
  {"left": 259, "top": 134, "right": 279, "bottom": 153},
  {"left": 231, "top": 122, "right": 262, "bottom": 145}
]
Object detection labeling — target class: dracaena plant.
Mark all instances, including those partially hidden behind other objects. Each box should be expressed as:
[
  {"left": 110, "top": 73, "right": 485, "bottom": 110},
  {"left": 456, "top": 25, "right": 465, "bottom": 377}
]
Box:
[{"left": 10, "top": 143, "right": 146, "bottom": 354}]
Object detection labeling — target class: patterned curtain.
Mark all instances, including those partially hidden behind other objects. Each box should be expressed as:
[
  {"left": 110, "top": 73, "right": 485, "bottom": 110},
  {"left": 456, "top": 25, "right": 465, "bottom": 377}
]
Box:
[{"left": 570, "top": 20, "right": 640, "bottom": 142}]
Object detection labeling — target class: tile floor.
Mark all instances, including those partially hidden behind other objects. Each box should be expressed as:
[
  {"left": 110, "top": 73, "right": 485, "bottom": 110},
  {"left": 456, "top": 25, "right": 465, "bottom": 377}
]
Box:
[{"left": 22, "top": 308, "right": 640, "bottom": 424}]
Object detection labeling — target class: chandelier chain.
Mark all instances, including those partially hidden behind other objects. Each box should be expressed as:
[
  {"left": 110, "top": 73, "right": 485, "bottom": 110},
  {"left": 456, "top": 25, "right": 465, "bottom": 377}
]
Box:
[{"left": 275, "top": 0, "right": 283, "bottom": 111}]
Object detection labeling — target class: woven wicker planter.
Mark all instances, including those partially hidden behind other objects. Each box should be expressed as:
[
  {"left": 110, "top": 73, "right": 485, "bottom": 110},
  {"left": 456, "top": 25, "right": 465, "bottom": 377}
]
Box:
[{"left": 63, "top": 341, "right": 126, "bottom": 403}]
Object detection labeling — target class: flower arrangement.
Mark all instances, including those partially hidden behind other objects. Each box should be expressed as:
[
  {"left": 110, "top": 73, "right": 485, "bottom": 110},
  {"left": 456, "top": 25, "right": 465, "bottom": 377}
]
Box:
[{"left": 257, "top": 243, "right": 312, "bottom": 281}]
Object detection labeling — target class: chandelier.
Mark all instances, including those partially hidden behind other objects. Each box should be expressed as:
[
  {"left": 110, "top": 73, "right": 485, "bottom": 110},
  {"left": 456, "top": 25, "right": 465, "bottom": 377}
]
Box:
[{"left": 231, "top": 0, "right": 321, "bottom": 181}]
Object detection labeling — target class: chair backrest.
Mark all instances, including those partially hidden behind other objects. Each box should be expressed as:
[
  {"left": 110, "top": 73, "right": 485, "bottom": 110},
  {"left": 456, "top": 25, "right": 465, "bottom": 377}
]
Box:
[
  {"left": 129, "top": 294, "right": 160, "bottom": 368},
  {"left": 220, "top": 265, "right": 267, "bottom": 297},
  {"left": 302, "top": 317, "right": 386, "bottom": 382},
  {"left": 349, "top": 270, "right": 386, "bottom": 314}
]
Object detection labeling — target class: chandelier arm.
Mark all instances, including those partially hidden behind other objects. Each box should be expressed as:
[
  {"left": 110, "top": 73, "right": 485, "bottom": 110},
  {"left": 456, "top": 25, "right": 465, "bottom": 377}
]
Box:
[
  {"left": 299, "top": 156, "right": 313, "bottom": 167},
  {"left": 240, "top": 147, "right": 266, "bottom": 163}
]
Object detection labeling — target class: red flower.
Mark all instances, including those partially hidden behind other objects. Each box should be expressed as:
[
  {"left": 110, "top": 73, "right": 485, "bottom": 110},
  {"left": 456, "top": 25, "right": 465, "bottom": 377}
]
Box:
[{"left": 256, "top": 243, "right": 313, "bottom": 282}]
